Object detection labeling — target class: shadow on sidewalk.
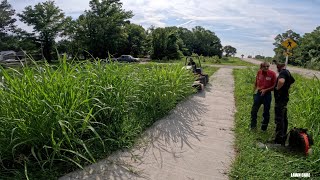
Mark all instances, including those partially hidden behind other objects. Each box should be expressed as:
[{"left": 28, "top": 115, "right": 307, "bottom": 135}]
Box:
[
  {"left": 60, "top": 95, "right": 210, "bottom": 180},
  {"left": 141, "top": 95, "right": 208, "bottom": 153}
]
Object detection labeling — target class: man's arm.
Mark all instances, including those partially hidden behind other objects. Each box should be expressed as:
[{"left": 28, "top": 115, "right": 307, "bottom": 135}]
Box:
[
  {"left": 275, "top": 71, "right": 287, "bottom": 90},
  {"left": 262, "top": 85, "right": 275, "bottom": 92},
  {"left": 276, "top": 78, "right": 285, "bottom": 90},
  {"left": 260, "top": 86, "right": 274, "bottom": 95}
]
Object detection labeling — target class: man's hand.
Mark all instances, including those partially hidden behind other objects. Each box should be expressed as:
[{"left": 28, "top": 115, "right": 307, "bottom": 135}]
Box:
[{"left": 260, "top": 89, "right": 267, "bottom": 96}]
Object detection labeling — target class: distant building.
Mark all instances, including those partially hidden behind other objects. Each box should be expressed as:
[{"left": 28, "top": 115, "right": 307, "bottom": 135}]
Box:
[
  {"left": 0, "top": 51, "right": 16, "bottom": 61},
  {"left": 16, "top": 51, "right": 26, "bottom": 59},
  {"left": 0, "top": 50, "right": 26, "bottom": 62}
]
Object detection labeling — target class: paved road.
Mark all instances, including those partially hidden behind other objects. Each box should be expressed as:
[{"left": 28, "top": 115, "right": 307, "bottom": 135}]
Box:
[
  {"left": 242, "top": 58, "right": 320, "bottom": 79},
  {"left": 60, "top": 68, "right": 236, "bottom": 180}
]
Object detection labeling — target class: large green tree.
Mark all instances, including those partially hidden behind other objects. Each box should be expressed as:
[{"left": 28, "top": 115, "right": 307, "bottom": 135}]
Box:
[
  {"left": 122, "top": 23, "right": 147, "bottom": 57},
  {"left": 151, "top": 27, "right": 168, "bottom": 60},
  {"left": 18, "top": 0, "right": 67, "bottom": 62},
  {"left": 150, "top": 26, "right": 222, "bottom": 60},
  {"left": 150, "top": 27, "right": 182, "bottom": 60},
  {"left": 223, "top": 45, "right": 237, "bottom": 57},
  {"left": 0, "top": 1, "right": 38, "bottom": 53},
  {"left": 63, "top": 15, "right": 90, "bottom": 59},
  {"left": 166, "top": 31, "right": 182, "bottom": 59},
  {"left": 176, "top": 27, "right": 194, "bottom": 56},
  {"left": 0, "top": 0, "right": 17, "bottom": 50},
  {"left": 0, "top": 0, "right": 15, "bottom": 33},
  {"left": 192, "top": 26, "right": 222, "bottom": 57},
  {"left": 295, "top": 26, "right": 320, "bottom": 66},
  {"left": 71, "top": 0, "right": 133, "bottom": 59}
]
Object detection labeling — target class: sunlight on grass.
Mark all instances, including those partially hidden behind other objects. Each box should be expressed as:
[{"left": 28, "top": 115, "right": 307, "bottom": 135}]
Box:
[{"left": 231, "top": 68, "right": 320, "bottom": 179}]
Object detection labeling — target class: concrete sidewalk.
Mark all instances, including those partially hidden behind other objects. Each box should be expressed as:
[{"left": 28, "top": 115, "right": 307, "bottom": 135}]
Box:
[{"left": 60, "top": 68, "right": 236, "bottom": 180}]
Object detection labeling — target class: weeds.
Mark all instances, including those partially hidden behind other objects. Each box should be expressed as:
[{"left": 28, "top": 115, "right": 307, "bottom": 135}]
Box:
[
  {"left": 0, "top": 57, "right": 199, "bottom": 179},
  {"left": 231, "top": 68, "right": 320, "bottom": 179}
]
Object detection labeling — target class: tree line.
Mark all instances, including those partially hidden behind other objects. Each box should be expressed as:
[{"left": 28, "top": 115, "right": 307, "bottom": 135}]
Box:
[
  {"left": 273, "top": 28, "right": 320, "bottom": 69},
  {"left": 0, "top": 0, "right": 238, "bottom": 62}
]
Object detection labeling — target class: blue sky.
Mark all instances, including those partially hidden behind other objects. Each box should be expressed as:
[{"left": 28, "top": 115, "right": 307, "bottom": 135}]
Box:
[{"left": 8, "top": 0, "right": 320, "bottom": 57}]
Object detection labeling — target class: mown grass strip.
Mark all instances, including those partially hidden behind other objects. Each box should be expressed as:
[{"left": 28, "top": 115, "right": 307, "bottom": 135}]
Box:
[
  {"left": 202, "top": 57, "right": 255, "bottom": 66},
  {"left": 231, "top": 67, "right": 320, "bottom": 179},
  {"left": 150, "top": 57, "right": 254, "bottom": 66}
]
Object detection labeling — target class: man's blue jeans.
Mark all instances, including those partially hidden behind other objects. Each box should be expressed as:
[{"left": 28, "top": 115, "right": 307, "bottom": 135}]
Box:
[{"left": 250, "top": 91, "right": 272, "bottom": 130}]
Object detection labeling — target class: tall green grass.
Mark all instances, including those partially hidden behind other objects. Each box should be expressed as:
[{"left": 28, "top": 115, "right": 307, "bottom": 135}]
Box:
[
  {"left": 0, "top": 57, "right": 197, "bottom": 179},
  {"left": 231, "top": 68, "right": 320, "bottom": 179}
]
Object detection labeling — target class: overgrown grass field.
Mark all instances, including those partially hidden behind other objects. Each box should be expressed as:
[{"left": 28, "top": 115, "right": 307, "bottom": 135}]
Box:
[
  {"left": 231, "top": 68, "right": 320, "bottom": 179},
  {"left": 202, "top": 56, "right": 254, "bottom": 66},
  {"left": 0, "top": 58, "right": 217, "bottom": 179},
  {"left": 150, "top": 56, "right": 254, "bottom": 66}
]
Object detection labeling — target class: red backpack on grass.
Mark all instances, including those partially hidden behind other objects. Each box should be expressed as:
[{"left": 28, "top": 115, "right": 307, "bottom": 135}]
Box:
[{"left": 288, "top": 128, "right": 314, "bottom": 156}]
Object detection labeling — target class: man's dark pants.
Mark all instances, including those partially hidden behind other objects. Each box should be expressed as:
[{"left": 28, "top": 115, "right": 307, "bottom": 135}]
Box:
[
  {"left": 251, "top": 91, "right": 272, "bottom": 130},
  {"left": 274, "top": 97, "right": 289, "bottom": 145}
]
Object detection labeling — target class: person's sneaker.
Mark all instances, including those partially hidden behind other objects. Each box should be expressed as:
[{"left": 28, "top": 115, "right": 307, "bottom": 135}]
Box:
[
  {"left": 274, "top": 140, "right": 286, "bottom": 147},
  {"left": 266, "top": 143, "right": 282, "bottom": 149},
  {"left": 265, "top": 139, "right": 286, "bottom": 148},
  {"left": 257, "top": 142, "right": 267, "bottom": 149}
]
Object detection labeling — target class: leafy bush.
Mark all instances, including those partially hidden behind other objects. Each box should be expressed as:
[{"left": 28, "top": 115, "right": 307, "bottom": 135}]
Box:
[{"left": 305, "top": 61, "right": 320, "bottom": 70}]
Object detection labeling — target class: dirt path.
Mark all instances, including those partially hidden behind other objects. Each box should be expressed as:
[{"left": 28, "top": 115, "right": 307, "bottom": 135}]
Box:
[
  {"left": 242, "top": 58, "right": 320, "bottom": 78},
  {"left": 60, "top": 68, "right": 236, "bottom": 180}
]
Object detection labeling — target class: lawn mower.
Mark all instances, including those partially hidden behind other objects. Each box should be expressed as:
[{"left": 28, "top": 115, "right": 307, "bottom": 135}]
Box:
[{"left": 185, "top": 56, "right": 209, "bottom": 91}]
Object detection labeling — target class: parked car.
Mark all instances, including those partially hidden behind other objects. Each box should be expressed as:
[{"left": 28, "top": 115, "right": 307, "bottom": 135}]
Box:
[{"left": 114, "top": 55, "right": 139, "bottom": 63}]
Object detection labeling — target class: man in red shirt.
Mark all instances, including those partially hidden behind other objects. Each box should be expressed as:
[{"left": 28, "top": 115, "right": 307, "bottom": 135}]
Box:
[{"left": 251, "top": 62, "right": 277, "bottom": 131}]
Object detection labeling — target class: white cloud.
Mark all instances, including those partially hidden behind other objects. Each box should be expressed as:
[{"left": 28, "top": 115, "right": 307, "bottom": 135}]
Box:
[{"left": 176, "top": 20, "right": 194, "bottom": 27}]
